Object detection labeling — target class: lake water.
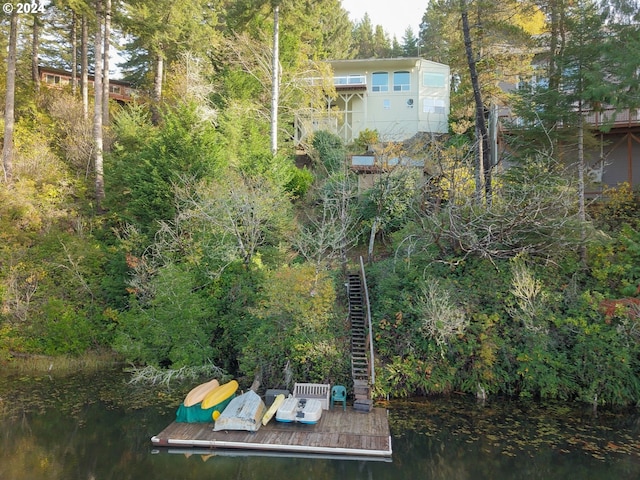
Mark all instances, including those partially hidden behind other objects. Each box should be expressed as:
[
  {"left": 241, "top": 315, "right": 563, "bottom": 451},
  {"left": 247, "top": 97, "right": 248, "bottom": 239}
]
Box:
[{"left": 1, "top": 367, "right": 639, "bottom": 479}]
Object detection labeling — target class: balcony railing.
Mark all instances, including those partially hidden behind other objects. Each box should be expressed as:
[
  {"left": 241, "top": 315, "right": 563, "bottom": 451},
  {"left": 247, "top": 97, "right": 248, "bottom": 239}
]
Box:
[
  {"left": 499, "top": 106, "right": 640, "bottom": 130},
  {"left": 584, "top": 108, "right": 640, "bottom": 128},
  {"left": 333, "top": 75, "right": 367, "bottom": 86},
  {"left": 305, "top": 75, "right": 367, "bottom": 88}
]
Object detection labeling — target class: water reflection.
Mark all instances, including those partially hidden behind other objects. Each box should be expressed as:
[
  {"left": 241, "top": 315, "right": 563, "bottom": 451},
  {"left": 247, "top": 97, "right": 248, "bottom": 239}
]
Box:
[{"left": 1, "top": 369, "right": 639, "bottom": 480}]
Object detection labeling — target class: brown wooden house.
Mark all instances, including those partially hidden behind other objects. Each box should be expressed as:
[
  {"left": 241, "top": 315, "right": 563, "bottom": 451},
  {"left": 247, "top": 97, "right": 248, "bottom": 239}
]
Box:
[{"left": 38, "top": 66, "right": 135, "bottom": 103}]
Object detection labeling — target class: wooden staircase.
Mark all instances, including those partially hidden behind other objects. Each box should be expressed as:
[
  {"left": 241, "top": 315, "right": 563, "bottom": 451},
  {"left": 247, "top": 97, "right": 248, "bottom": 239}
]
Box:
[{"left": 347, "top": 272, "right": 373, "bottom": 409}]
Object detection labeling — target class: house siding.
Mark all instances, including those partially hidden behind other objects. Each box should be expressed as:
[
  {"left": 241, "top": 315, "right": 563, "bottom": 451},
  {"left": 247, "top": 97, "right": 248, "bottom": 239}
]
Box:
[{"left": 298, "top": 58, "right": 450, "bottom": 144}]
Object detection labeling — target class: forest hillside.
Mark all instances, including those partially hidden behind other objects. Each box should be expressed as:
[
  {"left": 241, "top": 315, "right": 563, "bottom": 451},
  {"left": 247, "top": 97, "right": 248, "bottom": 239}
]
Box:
[{"left": 1, "top": 0, "right": 640, "bottom": 407}]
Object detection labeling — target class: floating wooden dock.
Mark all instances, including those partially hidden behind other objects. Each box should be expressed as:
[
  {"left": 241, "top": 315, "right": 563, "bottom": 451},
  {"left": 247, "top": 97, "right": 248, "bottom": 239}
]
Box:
[{"left": 151, "top": 407, "right": 392, "bottom": 459}]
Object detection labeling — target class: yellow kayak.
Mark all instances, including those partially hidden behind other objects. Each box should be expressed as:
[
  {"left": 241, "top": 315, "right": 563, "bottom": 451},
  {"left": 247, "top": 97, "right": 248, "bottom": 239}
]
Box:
[
  {"left": 201, "top": 380, "right": 239, "bottom": 410},
  {"left": 183, "top": 379, "right": 220, "bottom": 407},
  {"left": 262, "top": 393, "right": 285, "bottom": 426},
  {"left": 211, "top": 395, "right": 235, "bottom": 421}
]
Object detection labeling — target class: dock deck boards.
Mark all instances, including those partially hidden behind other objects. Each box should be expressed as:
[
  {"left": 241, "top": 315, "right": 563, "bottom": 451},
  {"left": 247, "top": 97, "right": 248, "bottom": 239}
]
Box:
[{"left": 151, "top": 407, "right": 391, "bottom": 458}]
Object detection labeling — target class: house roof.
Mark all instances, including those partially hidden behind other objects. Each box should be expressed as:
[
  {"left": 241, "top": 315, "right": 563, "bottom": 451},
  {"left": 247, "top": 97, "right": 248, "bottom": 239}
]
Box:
[{"left": 328, "top": 57, "right": 448, "bottom": 70}]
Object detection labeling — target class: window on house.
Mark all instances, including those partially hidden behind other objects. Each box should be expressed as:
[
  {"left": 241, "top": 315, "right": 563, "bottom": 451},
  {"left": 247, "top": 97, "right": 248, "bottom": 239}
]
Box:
[
  {"left": 518, "top": 74, "right": 549, "bottom": 92},
  {"left": 423, "top": 72, "right": 446, "bottom": 88},
  {"left": 383, "top": 99, "right": 391, "bottom": 109},
  {"left": 393, "top": 71, "right": 410, "bottom": 91},
  {"left": 372, "top": 72, "right": 389, "bottom": 92},
  {"left": 110, "top": 85, "right": 121, "bottom": 94},
  {"left": 423, "top": 98, "right": 446, "bottom": 114},
  {"left": 45, "top": 74, "right": 61, "bottom": 84}
]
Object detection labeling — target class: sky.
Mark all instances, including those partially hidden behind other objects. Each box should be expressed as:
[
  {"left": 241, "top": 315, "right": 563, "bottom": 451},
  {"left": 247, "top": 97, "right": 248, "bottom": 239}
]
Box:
[{"left": 340, "top": 0, "right": 429, "bottom": 41}]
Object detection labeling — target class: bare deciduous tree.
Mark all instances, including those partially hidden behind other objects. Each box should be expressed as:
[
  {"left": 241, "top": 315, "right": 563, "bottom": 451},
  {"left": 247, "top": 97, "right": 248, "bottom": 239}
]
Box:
[
  {"left": 46, "top": 92, "right": 94, "bottom": 176},
  {"left": 396, "top": 155, "right": 585, "bottom": 263},
  {"left": 221, "top": 31, "right": 334, "bottom": 146},
  {"left": 4, "top": 260, "right": 44, "bottom": 323},
  {"left": 414, "top": 278, "right": 468, "bottom": 357},
  {"left": 178, "top": 172, "right": 292, "bottom": 266},
  {"left": 508, "top": 256, "right": 550, "bottom": 334},
  {"left": 294, "top": 191, "right": 359, "bottom": 273}
]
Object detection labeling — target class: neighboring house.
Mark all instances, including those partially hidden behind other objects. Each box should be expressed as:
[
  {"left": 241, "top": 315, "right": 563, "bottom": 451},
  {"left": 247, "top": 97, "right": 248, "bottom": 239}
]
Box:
[
  {"left": 296, "top": 57, "right": 450, "bottom": 145},
  {"left": 497, "top": 98, "right": 640, "bottom": 195},
  {"left": 582, "top": 109, "right": 640, "bottom": 192},
  {"left": 493, "top": 53, "right": 640, "bottom": 193},
  {"left": 39, "top": 66, "right": 135, "bottom": 103}
]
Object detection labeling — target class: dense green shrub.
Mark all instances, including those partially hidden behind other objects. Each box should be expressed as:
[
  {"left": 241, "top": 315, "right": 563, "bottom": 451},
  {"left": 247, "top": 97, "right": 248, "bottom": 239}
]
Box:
[
  {"left": 365, "top": 240, "right": 640, "bottom": 406},
  {"left": 106, "top": 103, "right": 224, "bottom": 236},
  {"left": 113, "top": 264, "right": 215, "bottom": 368},
  {"left": 311, "top": 130, "right": 346, "bottom": 174},
  {"left": 239, "top": 264, "right": 350, "bottom": 388}
]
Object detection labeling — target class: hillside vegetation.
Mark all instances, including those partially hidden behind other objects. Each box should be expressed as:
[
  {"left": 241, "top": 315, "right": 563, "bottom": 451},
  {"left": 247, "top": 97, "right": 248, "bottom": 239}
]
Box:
[{"left": 1, "top": 0, "right": 640, "bottom": 407}]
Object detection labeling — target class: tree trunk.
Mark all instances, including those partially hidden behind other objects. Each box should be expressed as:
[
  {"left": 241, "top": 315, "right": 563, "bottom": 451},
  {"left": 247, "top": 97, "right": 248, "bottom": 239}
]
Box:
[
  {"left": 81, "top": 15, "right": 89, "bottom": 120},
  {"left": 32, "top": 14, "right": 40, "bottom": 92},
  {"left": 368, "top": 217, "right": 379, "bottom": 264},
  {"left": 270, "top": 4, "right": 280, "bottom": 155},
  {"left": 71, "top": 11, "right": 78, "bottom": 95},
  {"left": 3, "top": 11, "right": 18, "bottom": 183},
  {"left": 93, "top": 0, "right": 105, "bottom": 209},
  {"left": 102, "top": 0, "right": 111, "bottom": 127},
  {"left": 577, "top": 101, "right": 587, "bottom": 265},
  {"left": 152, "top": 54, "right": 163, "bottom": 124},
  {"left": 460, "top": 0, "right": 491, "bottom": 205}
]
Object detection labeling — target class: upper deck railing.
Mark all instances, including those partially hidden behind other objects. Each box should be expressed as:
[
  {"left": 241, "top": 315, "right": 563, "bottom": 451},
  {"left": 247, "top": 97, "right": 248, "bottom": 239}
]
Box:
[
  {"left": 499, "top": 106, "right": 640, "bottom": 130},
  {"left": 305, "top": 75, "right": 367, "bottom": 88}
]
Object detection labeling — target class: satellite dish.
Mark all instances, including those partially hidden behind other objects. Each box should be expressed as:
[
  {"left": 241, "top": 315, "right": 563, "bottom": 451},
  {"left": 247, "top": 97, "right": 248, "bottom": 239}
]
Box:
[{"left": 407, "top": 99, "right": 414, "bottom": 107}]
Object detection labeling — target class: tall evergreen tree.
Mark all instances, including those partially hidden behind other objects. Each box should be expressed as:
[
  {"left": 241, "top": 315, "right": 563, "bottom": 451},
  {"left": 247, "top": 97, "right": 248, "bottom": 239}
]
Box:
[
  {"left": 102, "top": 0, "right": 111, "bottom": 126},
  {"left": 460, "top": 0, "right": 491, "bottom": 203},
  {"left": 120, "top": 0, "right": 222, "bottom": 121},
  {"left": 373, "top": 25, "right": 391, "bottom": 58},
  {"left": 32, "top": 14, "right": 41, "bottom": 91},
  {"left": 511, "top": 0, "right": 634, "bottom": 262},
  {"left": 2, "top": 10, "right": 18, "bottom": 183},
  {"left": 270, "top": 1, "right": 280, "bottom": 154},
  {"left": 81, "top": 13, "right": 89, "bottom": 118},
  {"left": 351, "top": 13, "right": 392, "bottom": 59},
  {"left": 390, "top": 36, "right": 403, "bottom": 57},
  {"left": 401, "top": 26, "right": 419, "bottom": 57},
  {"left": 351, "top": 13, "right": 375, "bottom": 58},
  {"left": 93, "top": 0, "right": 105, "bottom": 207},
  {"left": 420, "top": 0, "right": 541, "bottom": 203}
]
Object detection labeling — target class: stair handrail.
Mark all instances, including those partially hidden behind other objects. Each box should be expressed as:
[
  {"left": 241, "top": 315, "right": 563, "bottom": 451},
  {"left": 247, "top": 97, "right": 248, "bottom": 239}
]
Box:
[{"left": 359, "top": 256, "right": 375, "bottom": 386}]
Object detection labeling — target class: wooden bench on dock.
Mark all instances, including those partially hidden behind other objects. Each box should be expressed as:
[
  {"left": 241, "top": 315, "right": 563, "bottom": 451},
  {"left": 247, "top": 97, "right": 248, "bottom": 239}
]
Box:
[{"left": 293, "top": 383, "right": 330, "bottom": 410}]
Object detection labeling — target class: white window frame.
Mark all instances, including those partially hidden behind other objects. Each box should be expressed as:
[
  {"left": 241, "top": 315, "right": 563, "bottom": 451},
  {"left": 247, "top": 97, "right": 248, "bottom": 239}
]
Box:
[
  {"left": 372, "top": 71, "right": 389, "bottom": 92},
  {"left": 393, "top": 71, "right": 410, "bottom": 91}
]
